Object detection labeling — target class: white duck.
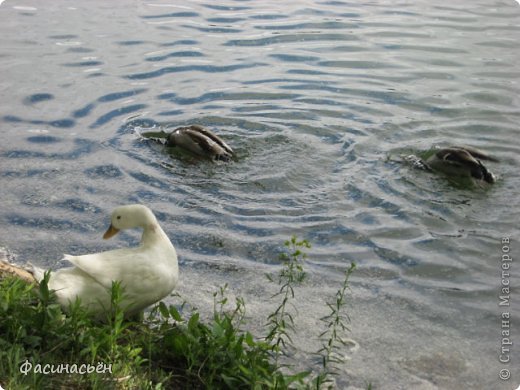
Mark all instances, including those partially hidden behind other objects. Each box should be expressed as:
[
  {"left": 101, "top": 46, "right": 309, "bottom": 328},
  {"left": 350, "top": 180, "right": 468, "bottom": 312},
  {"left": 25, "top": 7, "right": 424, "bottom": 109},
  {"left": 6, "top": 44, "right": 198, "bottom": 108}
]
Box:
[{"left": 31, "top": 204, "right": 178, "bottom": 318}]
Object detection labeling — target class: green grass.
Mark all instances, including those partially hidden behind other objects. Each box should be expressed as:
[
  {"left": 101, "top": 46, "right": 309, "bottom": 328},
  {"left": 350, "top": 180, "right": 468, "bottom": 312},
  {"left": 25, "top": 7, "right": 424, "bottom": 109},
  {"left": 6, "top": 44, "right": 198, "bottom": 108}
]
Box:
[{"left": 0, "top": 238, "right": 356, "bottom": 389}]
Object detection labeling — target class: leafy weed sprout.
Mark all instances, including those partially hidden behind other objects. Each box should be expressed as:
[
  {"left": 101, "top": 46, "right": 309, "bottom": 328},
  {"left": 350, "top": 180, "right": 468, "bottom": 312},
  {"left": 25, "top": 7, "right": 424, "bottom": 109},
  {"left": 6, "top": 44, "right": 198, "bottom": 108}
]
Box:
[
  {"left": 314, "top": 263, "right": 356, "bottom": 388},
  {"left": 266, "top": 236, "right": 310, "bottom": 366}
]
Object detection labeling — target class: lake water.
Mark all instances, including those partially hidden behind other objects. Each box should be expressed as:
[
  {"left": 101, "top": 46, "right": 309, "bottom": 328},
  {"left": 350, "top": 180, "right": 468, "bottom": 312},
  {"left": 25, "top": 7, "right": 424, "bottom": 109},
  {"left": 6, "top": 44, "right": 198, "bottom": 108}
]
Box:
[{"left": 1, "top": 1, "right": 519, "bottom": 388}]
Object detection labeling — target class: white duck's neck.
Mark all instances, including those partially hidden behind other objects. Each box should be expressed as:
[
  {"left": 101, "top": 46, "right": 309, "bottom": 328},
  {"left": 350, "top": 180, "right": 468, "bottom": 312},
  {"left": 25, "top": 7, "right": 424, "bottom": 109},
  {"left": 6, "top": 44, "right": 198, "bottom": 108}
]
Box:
[{"left": 140, "top": 222, "right": 170, "bottom": 246}]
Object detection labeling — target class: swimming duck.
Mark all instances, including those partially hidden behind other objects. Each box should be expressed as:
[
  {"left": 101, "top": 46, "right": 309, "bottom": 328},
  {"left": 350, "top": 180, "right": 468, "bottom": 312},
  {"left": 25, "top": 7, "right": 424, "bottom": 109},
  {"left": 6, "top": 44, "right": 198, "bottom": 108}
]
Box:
[
  {"left": 166, "top": 125, "right": 234, "bottom": 161},
  {"left": 31, "top": 204, "right": 178, "bottom": 318},
  {"left": 424, "top": 146, "right": 499, "bottom": 184}
]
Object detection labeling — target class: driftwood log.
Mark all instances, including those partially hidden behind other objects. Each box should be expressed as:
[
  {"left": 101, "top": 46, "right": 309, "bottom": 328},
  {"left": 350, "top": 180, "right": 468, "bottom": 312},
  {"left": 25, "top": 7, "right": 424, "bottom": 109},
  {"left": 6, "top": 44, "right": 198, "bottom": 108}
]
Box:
[{"left": 0, "top": 248, "right": 37, "bottom": 284}]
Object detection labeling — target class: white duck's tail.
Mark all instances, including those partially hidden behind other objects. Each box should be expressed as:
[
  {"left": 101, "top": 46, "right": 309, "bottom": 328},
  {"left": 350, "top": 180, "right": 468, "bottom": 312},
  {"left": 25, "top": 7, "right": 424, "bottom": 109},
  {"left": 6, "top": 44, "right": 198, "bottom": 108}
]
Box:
[{"left": 29, "top": 253, "right": 74, "bottom": 282}]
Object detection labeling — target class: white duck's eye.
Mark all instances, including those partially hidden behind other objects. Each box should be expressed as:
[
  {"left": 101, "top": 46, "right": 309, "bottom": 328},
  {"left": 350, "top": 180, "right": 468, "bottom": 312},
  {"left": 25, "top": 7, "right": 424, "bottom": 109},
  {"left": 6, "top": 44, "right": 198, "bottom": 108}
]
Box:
[{"left": 116, "top": 215, "right": 121, "bottom": 220}]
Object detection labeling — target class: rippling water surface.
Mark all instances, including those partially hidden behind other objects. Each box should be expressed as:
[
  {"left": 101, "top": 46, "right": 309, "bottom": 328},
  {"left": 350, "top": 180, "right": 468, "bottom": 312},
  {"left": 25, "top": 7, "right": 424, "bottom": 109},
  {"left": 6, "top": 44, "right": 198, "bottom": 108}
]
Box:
[{"left": 1, "top": 1, "right": 520, "bottom": 388}]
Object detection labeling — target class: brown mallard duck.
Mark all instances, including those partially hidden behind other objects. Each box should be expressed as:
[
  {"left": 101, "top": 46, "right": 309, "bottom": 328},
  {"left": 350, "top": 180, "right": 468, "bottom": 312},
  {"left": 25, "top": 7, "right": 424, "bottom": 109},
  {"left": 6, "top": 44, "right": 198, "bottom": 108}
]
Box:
[
  {"left": 166, "top": 125, "right": 234, "bottom": 161},
  {"left": 425, "top": 146, "right": 499, "bottom": 184}
]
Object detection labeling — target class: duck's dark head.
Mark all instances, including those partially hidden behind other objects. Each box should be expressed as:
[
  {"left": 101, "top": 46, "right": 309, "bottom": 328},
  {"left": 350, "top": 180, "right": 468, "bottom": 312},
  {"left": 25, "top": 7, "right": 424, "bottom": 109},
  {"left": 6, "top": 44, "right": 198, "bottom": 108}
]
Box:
[{"left": 473, "top": 160, "right": 496, "bottom": 184}]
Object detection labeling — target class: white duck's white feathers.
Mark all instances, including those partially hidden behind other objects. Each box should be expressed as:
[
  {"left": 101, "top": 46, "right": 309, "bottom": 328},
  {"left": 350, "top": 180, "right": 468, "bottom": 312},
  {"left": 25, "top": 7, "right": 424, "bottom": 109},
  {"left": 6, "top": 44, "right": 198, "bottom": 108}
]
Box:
[{"left": 32, "top": 205, "right": 178, "bottom": 317}]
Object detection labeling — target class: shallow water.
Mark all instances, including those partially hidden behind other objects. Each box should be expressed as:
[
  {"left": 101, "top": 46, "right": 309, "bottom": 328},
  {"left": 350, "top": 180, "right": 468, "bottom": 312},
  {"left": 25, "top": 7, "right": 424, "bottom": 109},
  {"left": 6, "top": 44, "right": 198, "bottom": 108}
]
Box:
[{"left": 1, "top": 1, "right": 520, "bottom": 388}]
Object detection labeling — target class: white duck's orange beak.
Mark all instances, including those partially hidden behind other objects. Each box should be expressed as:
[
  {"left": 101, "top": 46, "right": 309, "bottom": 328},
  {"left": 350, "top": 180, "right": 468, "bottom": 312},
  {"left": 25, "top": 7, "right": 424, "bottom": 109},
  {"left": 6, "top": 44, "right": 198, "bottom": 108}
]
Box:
[{"left": 103, "top": 224, "right": 120, "bottom": 239}]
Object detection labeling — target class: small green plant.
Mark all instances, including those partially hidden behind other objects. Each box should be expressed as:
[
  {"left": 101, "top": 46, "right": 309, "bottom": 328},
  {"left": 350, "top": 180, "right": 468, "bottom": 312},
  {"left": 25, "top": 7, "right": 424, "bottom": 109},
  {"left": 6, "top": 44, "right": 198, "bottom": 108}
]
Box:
[
  {"left": 314, "top": 263, "right": 356, "bottom": 388},
  {"left": 265, "top": 237, "right": 357, "bottom": 389},
  {"left": 265, "top": 236, "right": 310, "bottom": 363}
]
